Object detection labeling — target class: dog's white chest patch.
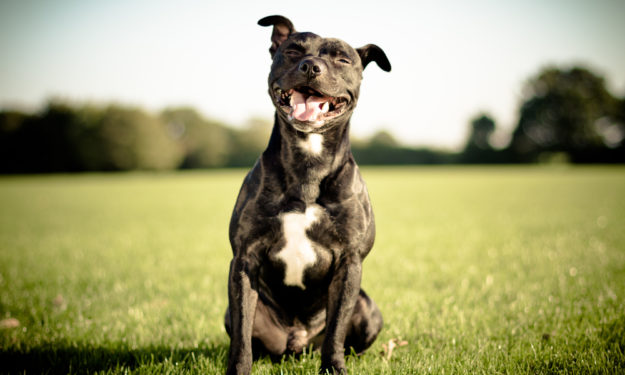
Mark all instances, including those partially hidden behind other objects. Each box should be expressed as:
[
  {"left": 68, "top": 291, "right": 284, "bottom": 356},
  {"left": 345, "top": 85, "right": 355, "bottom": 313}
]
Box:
[
  {"left": 276, "top": 205, "right": 321, "bottom": 289},
  {"left": 299, "top": 134, "right": 323, "bottom": 155}
]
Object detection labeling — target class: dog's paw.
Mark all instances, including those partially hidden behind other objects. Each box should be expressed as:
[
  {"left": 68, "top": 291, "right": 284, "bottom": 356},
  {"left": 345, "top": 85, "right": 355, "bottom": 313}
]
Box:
[
  {"left": 226, "top": 359, "right": 252, "bottom": 375},
  {"left": 319, "top": 357, "right": 346, "bottom": 374}
]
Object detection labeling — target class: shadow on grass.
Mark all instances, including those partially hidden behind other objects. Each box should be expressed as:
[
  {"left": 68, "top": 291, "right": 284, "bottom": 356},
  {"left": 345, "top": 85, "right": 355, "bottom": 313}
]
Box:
[{"left": 0, "top": 342, "right": 230, "bottom": 374}]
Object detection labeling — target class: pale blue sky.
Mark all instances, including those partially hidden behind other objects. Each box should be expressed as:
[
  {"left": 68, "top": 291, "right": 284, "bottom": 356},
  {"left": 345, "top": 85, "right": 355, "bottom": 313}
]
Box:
[{"left": 1, "top": 0, "right": 624, "bottom": 149}]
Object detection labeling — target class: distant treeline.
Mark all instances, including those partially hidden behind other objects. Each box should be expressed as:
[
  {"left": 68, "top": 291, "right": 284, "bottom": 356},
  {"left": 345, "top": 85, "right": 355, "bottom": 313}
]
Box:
[{"left": 1, "top": 65, "right": 624, "bottom": 173}]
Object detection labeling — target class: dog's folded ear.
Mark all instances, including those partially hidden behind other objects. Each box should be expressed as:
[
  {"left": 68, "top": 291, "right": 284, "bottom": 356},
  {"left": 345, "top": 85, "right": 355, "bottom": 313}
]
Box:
[
  {"left": 258, "top": 15, "right": 296, "bottom": 58},
  {"left": 356, "top": 44, "right": 391, "bottom": 72}
]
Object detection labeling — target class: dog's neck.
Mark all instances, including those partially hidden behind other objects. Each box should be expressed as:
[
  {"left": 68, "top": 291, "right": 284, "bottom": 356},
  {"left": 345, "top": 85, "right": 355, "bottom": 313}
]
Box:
[{"left": 263, "top": 114, "right": 352, "bottom": 205}]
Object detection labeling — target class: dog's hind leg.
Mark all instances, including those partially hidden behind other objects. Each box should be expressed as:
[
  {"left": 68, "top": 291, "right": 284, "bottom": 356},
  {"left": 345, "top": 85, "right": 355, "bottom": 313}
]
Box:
[
  {"left": 343, "top": 289, "right": 383, "bottom": 355},
  {"left": 225, "top": 298, "right": 289, "bottom": 359},
  {"left": 250, "top": 298, "right": 289, "bottom": 356},
  {"left": 225, "top": 299, "right": 289, "bottom": 355}
]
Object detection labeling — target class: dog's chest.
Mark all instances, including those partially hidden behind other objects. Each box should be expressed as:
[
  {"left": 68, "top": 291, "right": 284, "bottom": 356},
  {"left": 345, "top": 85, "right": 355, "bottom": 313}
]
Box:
[{"left": 273, "top": 204, "right": 328, "bottom": 289}]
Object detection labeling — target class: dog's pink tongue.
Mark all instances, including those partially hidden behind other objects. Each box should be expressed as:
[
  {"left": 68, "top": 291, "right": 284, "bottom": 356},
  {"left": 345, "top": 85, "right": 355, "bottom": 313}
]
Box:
[{"left": 291, "top": 91, "right": 328, "bottom": 122}]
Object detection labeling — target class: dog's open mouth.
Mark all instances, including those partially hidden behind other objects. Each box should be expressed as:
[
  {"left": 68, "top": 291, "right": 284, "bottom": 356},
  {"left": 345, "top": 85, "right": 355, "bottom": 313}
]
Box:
[{"left": 275, "top": 86, "right": 349, "bottom": 126}]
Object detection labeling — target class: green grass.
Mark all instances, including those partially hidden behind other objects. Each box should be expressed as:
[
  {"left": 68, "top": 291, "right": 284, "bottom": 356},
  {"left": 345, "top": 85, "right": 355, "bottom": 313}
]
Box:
[{"left": 1, "top": 166, "right": 624, "bottom": 374}]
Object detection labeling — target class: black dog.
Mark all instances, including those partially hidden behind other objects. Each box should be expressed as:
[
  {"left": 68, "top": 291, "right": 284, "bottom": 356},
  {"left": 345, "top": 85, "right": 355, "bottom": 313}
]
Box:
[{"left": 225, "top": 15, "right": 390, "bottom": 374}]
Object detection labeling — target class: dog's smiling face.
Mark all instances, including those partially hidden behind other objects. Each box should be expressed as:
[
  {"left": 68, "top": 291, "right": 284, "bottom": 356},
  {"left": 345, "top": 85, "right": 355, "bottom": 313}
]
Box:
[
  {"left": 268, "top": 32, "right": 363, "bottom": 132},
  {"left": 259, "top": 15, "right": 391, "bottom": 134}
]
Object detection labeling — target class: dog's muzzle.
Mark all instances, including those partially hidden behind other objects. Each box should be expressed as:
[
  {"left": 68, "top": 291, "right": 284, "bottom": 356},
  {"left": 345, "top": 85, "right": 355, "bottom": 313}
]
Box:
[{"left": 273, "top": 86, "right": 349, "bottom": 128}]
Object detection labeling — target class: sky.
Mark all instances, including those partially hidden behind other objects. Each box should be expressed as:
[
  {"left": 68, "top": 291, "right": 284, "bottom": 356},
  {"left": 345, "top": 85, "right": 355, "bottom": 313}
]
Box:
[{"left": 1, "top": 0, "right": 624, "bottom": 150}]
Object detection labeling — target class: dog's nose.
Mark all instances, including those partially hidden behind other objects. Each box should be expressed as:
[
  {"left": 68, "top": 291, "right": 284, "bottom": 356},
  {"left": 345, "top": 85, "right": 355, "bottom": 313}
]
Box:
[{"left": 298, "top": 59, "right": 325, "bottom": 78}]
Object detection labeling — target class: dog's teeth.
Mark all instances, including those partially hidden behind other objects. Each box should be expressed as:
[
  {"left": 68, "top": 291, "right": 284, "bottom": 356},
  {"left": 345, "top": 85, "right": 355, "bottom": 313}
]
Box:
[{"left": 321, "top": 101, "right": 329, "bottom": 113}]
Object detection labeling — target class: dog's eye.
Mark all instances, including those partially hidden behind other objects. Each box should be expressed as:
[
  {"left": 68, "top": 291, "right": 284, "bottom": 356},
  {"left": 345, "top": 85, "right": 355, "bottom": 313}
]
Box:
[
  {"left": 285, "top": 50, "right": 302, "bottom": 58},
  {"left": 338, "top": 58, "right": 351, "bottom": 65}
]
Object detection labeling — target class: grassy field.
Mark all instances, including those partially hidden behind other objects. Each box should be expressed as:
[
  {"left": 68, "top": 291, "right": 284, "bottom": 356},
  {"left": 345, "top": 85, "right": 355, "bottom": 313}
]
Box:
[{"left": 1, "top": 166, "right": 624, "bottom": 374}]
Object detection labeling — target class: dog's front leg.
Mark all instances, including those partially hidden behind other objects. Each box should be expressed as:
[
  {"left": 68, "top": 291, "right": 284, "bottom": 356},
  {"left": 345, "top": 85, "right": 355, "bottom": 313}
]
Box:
[
  {"left": 226, "top": 255, "right": 258, "bottom": 375},
  {"left": 321, "top": 252, "right": 362, "bottom": 374}
]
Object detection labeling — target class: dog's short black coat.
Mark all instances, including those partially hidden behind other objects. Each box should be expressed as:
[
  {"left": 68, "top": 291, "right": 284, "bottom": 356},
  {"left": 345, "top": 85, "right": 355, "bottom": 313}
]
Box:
[{"left": 225, "top": 15, "right": 390, "bottom": 375}]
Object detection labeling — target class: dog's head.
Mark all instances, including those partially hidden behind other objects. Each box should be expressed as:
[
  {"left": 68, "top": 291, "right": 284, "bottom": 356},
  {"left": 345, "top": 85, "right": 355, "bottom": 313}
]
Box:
[{"left": 259, "top": 15, "right": 391, "bottom": 133}]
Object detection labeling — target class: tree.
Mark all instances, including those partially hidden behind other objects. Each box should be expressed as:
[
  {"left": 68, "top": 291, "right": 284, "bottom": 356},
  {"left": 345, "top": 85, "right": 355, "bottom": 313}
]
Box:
[
  {"left": 160, "top": 108, "right": 231, "bottom": 168},
  {"left": 368, "top": 130, "right": 399, "bottom": 148},
  {"left": 351, "top": 130, "right": 454, "bottom": 165},
  {"left": 460, "top": 113, "right": 500, "bottom": 163},
  {"left": 88, "top": 105, "right": 183, "bottom": 170},
  {"left": 0, "top": 102, "right": 88, "bottom": 173},
  {"left": 508, "top": 66, "right": 621, "bottom": 162},
  {"left": 226, "top": 117, "right": 273, "bottom": 167},
  {"left": 0, "top": 110, "right": 34, "bottom": 173}
]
